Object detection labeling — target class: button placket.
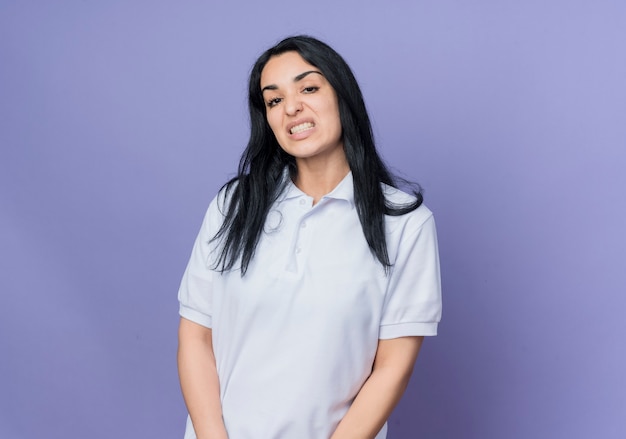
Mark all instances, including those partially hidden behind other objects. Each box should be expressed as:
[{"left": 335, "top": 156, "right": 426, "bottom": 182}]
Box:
[
  {"left": 294, "top": 218, "right": 305, "bottom": 257},
  {"left": 294, "top": 212, "right": 313, "bottom": 260},
  {"left": 286, "top": 196, "right": 314, "bottom": 272}
]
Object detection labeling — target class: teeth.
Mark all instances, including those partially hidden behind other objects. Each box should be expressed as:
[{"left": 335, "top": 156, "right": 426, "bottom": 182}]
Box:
[{"left": 290, "top": 122, "right": 314, "bottom": 134}]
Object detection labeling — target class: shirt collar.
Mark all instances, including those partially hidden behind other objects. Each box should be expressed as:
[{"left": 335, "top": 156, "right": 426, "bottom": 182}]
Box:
[{"left": 279, "top": 168, "right": 355, "bottom": 208}]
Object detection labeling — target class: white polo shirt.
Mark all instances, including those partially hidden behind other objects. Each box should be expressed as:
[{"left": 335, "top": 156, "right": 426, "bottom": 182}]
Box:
[{"left": 178, "top": 172, "right": 442, "bottom": 439}]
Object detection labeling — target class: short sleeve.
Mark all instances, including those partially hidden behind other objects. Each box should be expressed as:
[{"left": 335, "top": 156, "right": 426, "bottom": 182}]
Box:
[
  {"left": 177, "top": 195, "right": 224, "bottom": 328},
  {"left": 379, "top": 212, "right": 442, "bottom": 339}
]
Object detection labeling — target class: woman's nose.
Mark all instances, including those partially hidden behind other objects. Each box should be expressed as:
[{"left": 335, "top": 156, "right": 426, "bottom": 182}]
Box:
[{"left": 284, "top": 95, "right": 303, "bottom": 116}]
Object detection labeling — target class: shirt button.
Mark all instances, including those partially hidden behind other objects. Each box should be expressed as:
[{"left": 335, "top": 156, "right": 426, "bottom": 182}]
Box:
[
  {"left": 296, "top": 247, "right": 302, "bottom": 254},
  {"left": 299, "top": 199, "right": 306, "bottom": 205},
  {"left": 301, "top": 222, "right": 307, "bottom": 228}
]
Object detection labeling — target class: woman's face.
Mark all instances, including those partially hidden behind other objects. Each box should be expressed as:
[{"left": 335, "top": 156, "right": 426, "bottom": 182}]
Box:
[{"left": 260, "top": 51, "right": 344, "bottom": 166}]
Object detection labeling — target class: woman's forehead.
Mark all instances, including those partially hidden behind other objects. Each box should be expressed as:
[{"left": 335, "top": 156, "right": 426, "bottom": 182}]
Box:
[{"left": 260, "top": 52, "right": 322, "bottom": 88}]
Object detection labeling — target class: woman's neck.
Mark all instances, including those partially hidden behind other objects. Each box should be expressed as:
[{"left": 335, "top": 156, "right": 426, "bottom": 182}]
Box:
[{"left": 293, "top": 154, "right": 350, "bottom": 205}]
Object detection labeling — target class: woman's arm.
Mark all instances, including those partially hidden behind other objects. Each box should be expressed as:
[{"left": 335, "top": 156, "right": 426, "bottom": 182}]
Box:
[
  {"left": 177, "top": 317, "right": 229, "bottom": 439},
  {"left": 330, "top": 336, "right": 424, "bottom": 439}
]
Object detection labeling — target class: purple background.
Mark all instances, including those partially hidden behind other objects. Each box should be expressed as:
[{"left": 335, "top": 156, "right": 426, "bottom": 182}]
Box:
[{"left": 1, "top": 1, "right": 625, "bottom": 438}]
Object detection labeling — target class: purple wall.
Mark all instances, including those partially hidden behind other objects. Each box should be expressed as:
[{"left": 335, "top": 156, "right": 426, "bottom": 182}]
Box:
[{"left": 1, "top": 1, "right": 624, "bottom": 438}]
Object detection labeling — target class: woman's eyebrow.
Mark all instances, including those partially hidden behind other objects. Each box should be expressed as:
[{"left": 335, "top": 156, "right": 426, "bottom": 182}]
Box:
[
  {"left": 294, "top": 70, "right": 323, "bottom": 82},
  {"left": 261, "top": 70, "right": 323, "bottom": 93}
]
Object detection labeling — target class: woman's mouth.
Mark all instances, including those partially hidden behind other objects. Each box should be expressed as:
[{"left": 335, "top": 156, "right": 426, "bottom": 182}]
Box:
[{"left": 290, "top": 122, "right": 315, "bottom": 134}]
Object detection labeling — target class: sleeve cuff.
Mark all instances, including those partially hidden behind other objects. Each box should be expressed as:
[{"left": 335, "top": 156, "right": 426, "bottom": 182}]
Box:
[
  {"left": 179, "top": 304, "right": 213, "bottom": 328},
  {"left": 379, "top": 321, "right": 438, "bottom": 339}
]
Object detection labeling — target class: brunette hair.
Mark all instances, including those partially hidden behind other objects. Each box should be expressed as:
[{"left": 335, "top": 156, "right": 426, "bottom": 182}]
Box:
[{"left": 212, "top": 35, "right": 422, "bottom": 274}]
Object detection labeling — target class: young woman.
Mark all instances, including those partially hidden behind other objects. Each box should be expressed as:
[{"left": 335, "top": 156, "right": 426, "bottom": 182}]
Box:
[{"left": 177, "top": 35, "right": 442, "bottom": 439}]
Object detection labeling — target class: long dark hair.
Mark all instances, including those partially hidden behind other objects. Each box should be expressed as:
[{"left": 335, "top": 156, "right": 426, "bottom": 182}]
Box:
[{"left": 212, "top": 35, "right": 422, "bottom": 275}]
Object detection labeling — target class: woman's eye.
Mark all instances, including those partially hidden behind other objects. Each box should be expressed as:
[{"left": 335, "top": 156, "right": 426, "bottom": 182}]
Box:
[
  {"left": 267, "top": 98, "right": 282, "bottom": 108},
  {"left": 302, "top": 86, "right": 319, "bottom": 94}
]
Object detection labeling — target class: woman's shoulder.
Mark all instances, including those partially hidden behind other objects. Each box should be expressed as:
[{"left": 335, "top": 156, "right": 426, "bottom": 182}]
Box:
[
  {"left": 382, "top": 183, "right": 418, "bottom": 204},
  {"left": 209, "top": 178, "right": 241, "bottom": 211},
  {"left": 199, "top": 179, "right": 240, "bottom": 232},
  {"left": 382, "top": 183, "right": 434, "bottom": 232}
]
